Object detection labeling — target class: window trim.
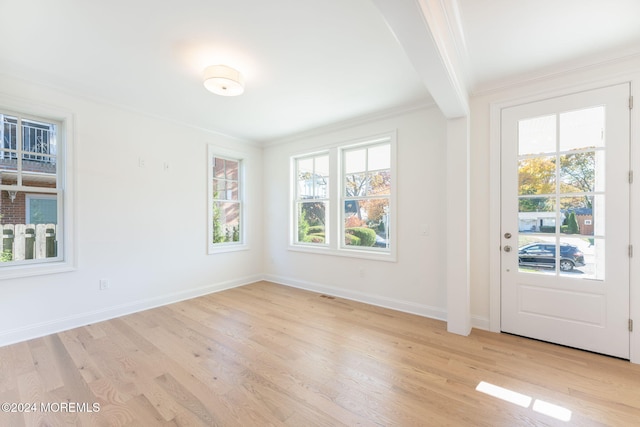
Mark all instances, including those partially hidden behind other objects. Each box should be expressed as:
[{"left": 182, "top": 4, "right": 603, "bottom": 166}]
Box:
[
  {"left": 207, "top": 145, "right": 248, "bottom": 254},
  {"left": 0, "top": 99, "right": 75, "bottom": 279},
  {"left": 289, "top": 131, "right": 397, "bottom": 262}
]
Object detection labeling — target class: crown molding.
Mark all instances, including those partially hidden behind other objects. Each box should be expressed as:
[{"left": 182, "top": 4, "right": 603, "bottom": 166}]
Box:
[
  {"left": 471, "top": 49, "right": 640, "bottom": 98},
  {"left": 262, "top": 99, "right": 437, "bottom": 148}
]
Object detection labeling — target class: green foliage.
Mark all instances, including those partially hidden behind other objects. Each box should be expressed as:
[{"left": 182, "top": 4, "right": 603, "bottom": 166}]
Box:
[
  {"left": 298, "top": 207, "right": 310, "bottom": 242},
  {"left": 344, "top": 234, "right": 361, "bottom": 246},
  {"left": 518, "top": 152, "right": 595, "bottom": 212},
  {"left": 303, "top": 233, "right": 325, "bottom": 243},
  {"left": 301, "top": 202, "right": 326, "bottom": 226},
  {"left": 308, "top": 225, "right": 324, "bottom": 234},
  {"left": 345, "top": 227, "right": 376, "bottom": 247},
  {"left": 565, "top": 212, "right": 579, "bottom": 234},
  {"left": 213, "top": 198, "right": 240, "bottom": 244},
  {"left": 212, "top": 201, "right": 225, "bottom": 243},
  {"left": 540, "top": 226, "right": 555, "bottom": 233},
  {"left": 0, "top": 249, "right": 12, "bottom": 263}
]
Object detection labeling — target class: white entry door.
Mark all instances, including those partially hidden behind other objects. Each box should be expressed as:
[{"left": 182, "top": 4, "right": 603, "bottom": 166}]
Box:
[{"left": 501, "top": 83, "right": 631, "bottom": 359}]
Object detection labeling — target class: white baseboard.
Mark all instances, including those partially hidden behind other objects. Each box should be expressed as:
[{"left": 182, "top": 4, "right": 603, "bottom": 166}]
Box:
[
  {"left": 0, "top": 274, "right": 261, "bottom": 348},
  {"left": 264, "top": 274, "right": 448, "bottom": 322},
  {"left": 1, "top": 273, "right": 494, "bottom": 348},
  {"left": 471, "top": 315, "right": 491, "bottom": 331}
]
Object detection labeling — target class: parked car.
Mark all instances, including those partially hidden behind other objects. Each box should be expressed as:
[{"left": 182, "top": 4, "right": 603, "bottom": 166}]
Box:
[{"left": 518, "top": 243, "right": 585, "bottom": 271}]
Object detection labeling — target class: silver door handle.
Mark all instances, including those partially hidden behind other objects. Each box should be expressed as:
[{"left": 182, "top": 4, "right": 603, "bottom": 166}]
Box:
[{"left": 504, "top": 245, "right": 512, "bottom": 252}]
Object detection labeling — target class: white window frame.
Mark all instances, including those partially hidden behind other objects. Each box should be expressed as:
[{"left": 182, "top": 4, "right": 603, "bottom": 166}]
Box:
[
  {"left": 207, "top": 145, "right": 247, "bottom": 254},
  {"left": 0, "top": 100, "right": 75, "bottom": 279},
  {"left": 293, "top": 151, "right": 330, "bottom": 247},
  {"left": 340, "top": 140, "right": 392, "bottom": 253},
  {"left": 289, "top": 131, "right": 397, "bottom": 262}
]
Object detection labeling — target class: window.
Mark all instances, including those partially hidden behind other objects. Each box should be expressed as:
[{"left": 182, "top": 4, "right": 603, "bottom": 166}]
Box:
[
  {"left": 342, "top": 143, "right": 390, "bottom": 250},
  {"left": 0, "top": 111, "right": 66, "bottom": 268},
  {"left": 208, "top": 147, "right": 245, "bottom": 253},
  {"left": 291, "top": 133, "right": 395, "bottom": 260},
  {"left": 295, "top": 153, "right": 329, "bottom": 245}
]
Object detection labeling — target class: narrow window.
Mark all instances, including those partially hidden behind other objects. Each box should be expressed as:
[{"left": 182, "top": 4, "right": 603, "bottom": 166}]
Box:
[
  {"left": 294, "top": 153, "right": 329, "bottom": 245},
  {"left": 208, "top": 149, "right": 244, "bottom": 252}
]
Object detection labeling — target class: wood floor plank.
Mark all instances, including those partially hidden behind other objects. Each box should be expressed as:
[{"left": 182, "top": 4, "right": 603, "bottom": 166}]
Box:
[{"left": 1, "top": 280, "right": 640, "bottom": 426}]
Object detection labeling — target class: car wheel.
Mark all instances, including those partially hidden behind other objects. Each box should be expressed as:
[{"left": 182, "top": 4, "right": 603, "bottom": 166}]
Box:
[{"left": 559, "top": 259, "right": 574, "bottom": 271}]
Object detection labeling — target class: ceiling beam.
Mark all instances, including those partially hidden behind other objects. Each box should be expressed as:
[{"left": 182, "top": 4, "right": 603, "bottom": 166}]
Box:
[{"left": 372, "top": 0, "right": 469, "bottom": 118}]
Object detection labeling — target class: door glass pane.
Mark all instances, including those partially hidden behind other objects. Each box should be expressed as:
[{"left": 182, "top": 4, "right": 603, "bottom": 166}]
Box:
[
  {"left": 518, "top": 235, "right": 556, "bottom": 276},
  {"left": 559, "top": 151, "right": 602, "bottom": 193},
  {"left": 559, "top": 196, "right": 595, "bottom": 236},
  {"left": 518, "top": 115, "right": 556, "bottom": 155},
  {"left": 559, "top": 106, "right": 605, "bottom": 151},
  {"left": 558, "top": 237, "right": 603, "bottom": 280},
  {"left": 519, "top": 197, "right": 555, "bottom": 233},
  {"left": 518, "top": 156, "right": 556, "bottom": 195}
]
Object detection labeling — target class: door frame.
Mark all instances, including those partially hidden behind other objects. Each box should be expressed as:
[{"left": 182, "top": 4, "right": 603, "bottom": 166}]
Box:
[{"left": 488, "top": 75, "right": 640, "bottom": 363}]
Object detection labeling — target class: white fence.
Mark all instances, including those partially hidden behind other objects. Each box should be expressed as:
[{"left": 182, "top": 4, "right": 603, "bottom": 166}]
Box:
[{"left": 1, "top": 224, "right": 57, "bottom": 261}]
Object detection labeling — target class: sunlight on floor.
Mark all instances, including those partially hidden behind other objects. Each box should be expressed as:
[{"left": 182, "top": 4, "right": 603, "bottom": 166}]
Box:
[{"left": 476, "top": 381, "right": 572, "bottom": 422}]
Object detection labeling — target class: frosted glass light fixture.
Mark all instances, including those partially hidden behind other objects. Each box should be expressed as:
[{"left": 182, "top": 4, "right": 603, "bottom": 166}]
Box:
[{"left": 203, "top": 65, "right": 245, "bottom": 96}]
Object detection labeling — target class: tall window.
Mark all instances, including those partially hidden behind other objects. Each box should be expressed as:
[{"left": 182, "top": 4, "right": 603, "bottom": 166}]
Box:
[
  {"left": 208, "top": 148, "right": 244, "bottom": 252},
  {"left": 291, "top": 133, "right": 394, "bottom": 259},
  {"left": 295, "top": 153, "right": 329, "bottom": 245},
  {"left": 342, "top": 142, "right": 390, "bottom": 250},
  {"left": 0, "top": 112, "right": 63, "bottom": 265}
]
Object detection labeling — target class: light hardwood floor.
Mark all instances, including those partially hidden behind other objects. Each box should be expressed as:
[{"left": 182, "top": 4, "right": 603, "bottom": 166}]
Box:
[{"left": 1, "top": 281, "right": 639, "bottom": 426}]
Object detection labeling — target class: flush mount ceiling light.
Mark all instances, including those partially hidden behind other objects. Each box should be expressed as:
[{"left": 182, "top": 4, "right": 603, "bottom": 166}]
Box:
[{"left": 203, "top": 65, "right": 245, "bottom": 96}]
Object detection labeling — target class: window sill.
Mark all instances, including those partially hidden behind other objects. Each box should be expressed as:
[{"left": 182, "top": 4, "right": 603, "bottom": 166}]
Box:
[
  {"left": 208, "top": 243, "right": 250, "bottom": 255},
  {"left": 0, "top": 260, "right": 76, "bottom": 280},
  {"left": 288, "top": 244, "right": 396, "bottom": 262}
]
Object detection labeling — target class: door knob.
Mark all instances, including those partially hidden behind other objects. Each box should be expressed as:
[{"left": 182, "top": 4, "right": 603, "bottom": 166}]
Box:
[
  {"left": 504, "top": 232, "right": 512, "bottom": 239},
  {"left": 504, "top": 245, "right": 512, "bottom": 252}
]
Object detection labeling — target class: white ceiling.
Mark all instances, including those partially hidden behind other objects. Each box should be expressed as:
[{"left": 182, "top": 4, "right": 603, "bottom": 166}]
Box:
[{"left": 1, "top": 0, "right": 640, "bottom": 143}]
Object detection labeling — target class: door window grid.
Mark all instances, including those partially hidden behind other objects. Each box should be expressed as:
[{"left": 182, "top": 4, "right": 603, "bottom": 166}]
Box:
[{"left": 517, "top": 106, "right": 605, "bottom": 279}]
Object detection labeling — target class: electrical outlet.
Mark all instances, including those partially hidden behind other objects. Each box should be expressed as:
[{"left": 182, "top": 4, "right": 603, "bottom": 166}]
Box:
[{"left": 99, "top": 279, "right": 110, "bottom": 290}]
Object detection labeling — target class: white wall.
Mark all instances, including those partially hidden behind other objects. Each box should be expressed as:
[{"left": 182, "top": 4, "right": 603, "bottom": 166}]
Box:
[
  {"left": 263, "top": 105, "right": 450, "bottom": 318},
  {"left": 468, "top": 55, "right": 640, "bottom": 360},
  {"left": 0, "top": 75, "right": 264, "bottom": 346}
]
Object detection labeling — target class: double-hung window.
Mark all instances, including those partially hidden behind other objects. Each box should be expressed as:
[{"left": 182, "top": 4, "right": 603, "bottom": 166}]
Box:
[
  {"left": 0, "top": 109, "right": 70, "bottom": 271},
  {"left": 291, "top": 133, "right": 395, "bottom": 260},
  {"left": 208, "top": 146, "right": 245, "bottom": 253},
  {"left": 295, "top": 153, "right": 329, "bottom": 245},
  {"left": 342, "top": 142, "right": 391, "bottom": 250}
]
